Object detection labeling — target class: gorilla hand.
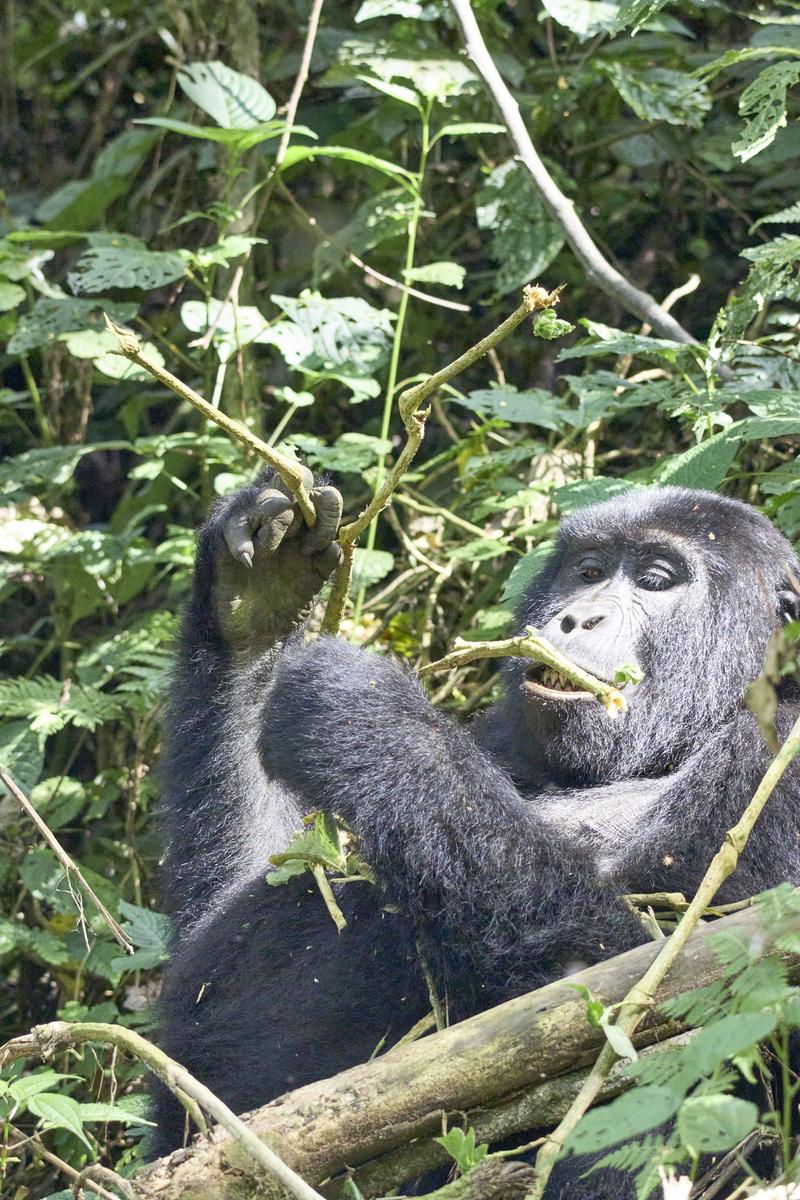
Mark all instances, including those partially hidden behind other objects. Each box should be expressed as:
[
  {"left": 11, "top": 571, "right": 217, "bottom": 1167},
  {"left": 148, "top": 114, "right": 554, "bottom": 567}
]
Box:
[{"left": 202, "top": 465, "right": 343, "bottom": 656}]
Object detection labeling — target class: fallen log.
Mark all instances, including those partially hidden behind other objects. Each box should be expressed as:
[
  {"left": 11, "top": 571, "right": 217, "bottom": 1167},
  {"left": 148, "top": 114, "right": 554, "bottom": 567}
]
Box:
[{"left": 133, "top": 905, "right": 798, "bottom": 1200}]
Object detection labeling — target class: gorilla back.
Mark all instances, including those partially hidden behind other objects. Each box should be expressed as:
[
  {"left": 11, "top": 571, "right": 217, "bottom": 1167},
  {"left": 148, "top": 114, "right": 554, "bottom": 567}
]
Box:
[{"left": 153, "top": 477, "right": 800, "bottom": 1191}]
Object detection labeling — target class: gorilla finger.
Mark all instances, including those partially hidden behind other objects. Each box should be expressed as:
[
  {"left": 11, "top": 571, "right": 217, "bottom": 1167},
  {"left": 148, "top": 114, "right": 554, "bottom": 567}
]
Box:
[
  {"left": 303, "top": 487, "right": 344, "bottom": 554},
  {"left": 274, "top": 464, "right": 315, "bottom": 503},
  {"left": 255, "top": 507, "right": 295, "bottom": 553},
  {"left": 312, "top": 541, "right": 344, "bottom": 578},
  {"left": 223, "top": 510, "right": 257, "bottom": 567},
  {"left": 253, "top": 489, "right": 294, "bottom": 522}
]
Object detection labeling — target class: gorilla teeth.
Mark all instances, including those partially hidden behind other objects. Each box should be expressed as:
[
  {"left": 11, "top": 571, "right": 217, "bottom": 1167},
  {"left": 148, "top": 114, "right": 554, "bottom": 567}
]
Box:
[{"left": 541, "top": 668, "right": 572, "bottom": 691}]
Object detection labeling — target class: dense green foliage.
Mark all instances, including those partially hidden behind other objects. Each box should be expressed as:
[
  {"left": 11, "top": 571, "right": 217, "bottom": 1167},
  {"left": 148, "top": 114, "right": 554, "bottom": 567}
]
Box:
[{"left": 3, "top": 1, "right": 800, "bottom": 1195}]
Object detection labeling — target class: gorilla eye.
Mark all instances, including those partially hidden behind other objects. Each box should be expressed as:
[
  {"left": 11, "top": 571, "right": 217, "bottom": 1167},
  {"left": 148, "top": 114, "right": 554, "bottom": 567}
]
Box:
[
  {"left": 581, "top": 566, "right": 604, "bottom": 581},
  {"left": 637, "top": 564, "right": 677, "bottom": 591}
]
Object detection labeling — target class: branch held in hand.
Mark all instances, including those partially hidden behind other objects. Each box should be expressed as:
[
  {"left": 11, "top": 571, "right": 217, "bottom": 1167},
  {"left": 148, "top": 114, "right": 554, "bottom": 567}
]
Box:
[
  {"left": 420, "top": 627, "right": 627, "bottom": 717},
  {"left": 104, "top": 317, "right": 317, "bottom": 526},
  {"left": 321, "top": 284, "right": 558, "bottom": 634}
]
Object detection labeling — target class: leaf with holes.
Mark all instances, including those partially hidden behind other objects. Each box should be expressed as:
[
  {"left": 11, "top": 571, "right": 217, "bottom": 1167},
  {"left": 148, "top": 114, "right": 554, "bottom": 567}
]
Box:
[
  {"left": 68, "top": 246, "right": 187, "bottom": 294},
  {"left": 734, "top": 61, "right": 800, "bottom": 161}
]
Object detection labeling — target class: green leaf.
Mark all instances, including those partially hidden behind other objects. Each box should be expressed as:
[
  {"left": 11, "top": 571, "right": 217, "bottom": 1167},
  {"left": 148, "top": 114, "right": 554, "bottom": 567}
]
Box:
[
  {"left": 0, "top": 720, "right": 44, "bottom": 795},
  {"left": 750, "top": 200, "right": 800, "bottom": 231},
  {"left": 0, "top": 280, "right": 25, "bottom": 311},
  {"left": 607, "top": 0, "right": 671, "bottom": 35},
  {"left": 601, "top": 1019, "right": 638, "bottom": 1061},
  {"left": 450, "top": 538, "right": 509, "bottom": 562},
  {"left": 78, "top": 1101, "right": 156, "bottom": 1126},
  {"left": 555, "top": 478, "right": 642, "bottom": 514},
  {"left": 177, "top": 60, "right": 277, "bottom": 128},
  {"left": 533, "top": 309, "right": 575, "bottom": 340},
  {"left": 355, "top": 0, "right": 438, "bottom": 19},
  {"left": 35, "top": 130, "right": 158, "bottom": 229},
  {"left": 28, "top": 1093, "right": 93, "bottom": 1150},
  {"left": 7, "top": 298, "right": 137, "bottom": 356},
  {"left": 476, "top": 160, "right": 564, "bottom": 295},
  {"left": 136, "top": 117, "right": 297, "bottom": 153},
  {"left": 452, "top": 385, "right": 570, "bottom": 432},
  {"left": 9, "top": 1071, "right": 79, "bottom": 1106},
  {"left": 655, "top": 429, "right": 740, "bottom": 490},
  {"left": 68, "top": 246, "right": 187, "bottom": 293},
  {"left": 94, "top": 340, "right": 166, "bottom": 381},
  {"left": 556, "top": 322, "right": 691, "bottom": 364},
  {"left": 502, "top": 540, "right": 555, "bottom": 609},
  {"left": 434, "top": 1127, "right": 489, "bottom": 1173},
  {"left": 677, "top": 1095, "right": 759, "bottom": 1156},
  {"left": 357, "top": 74, "right": 421, "bottom": 107},
  {"left": 110, "top": 899, "right": 170, "bottom": 972},
  {"left": 740, "top": 234, "right": 800, "bottom": 268},
  {"left": 734, "top": 61, "right": 800, "bottom": 161},
  {"left": 540, "top": 0, "right": 621, "bottom": 40},
  {"left": 602, "top": 64, "right": 711, "bottom": 129},
  {"left": 404, "top": 261, "right": 465, "bottom": 288},
  {"left": 289, "top": 432, "right": 392, "bottom": 474},
  {"left": 431, "top": 122, "right": 505, "bottom": 144},
  {"left": 566, "top": 1085, "right": 681, "bottom": 1155},
  {"left": 280, "top": 144, "right": 418, "bottom": 193},
  {"left": 689, "top": 1011, "right": 777, "bottom": 1075},
  {"left": 351, "top": 548, "right": 395, "bottom": 590},
  {"left": 270, "top": 811, "right": 347, "bottom": 873}
]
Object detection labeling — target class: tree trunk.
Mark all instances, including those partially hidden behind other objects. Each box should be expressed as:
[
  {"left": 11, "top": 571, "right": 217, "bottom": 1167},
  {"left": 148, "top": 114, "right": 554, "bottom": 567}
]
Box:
[{"left": 134, "top": 907, "right": 797, "bottom": 1200}]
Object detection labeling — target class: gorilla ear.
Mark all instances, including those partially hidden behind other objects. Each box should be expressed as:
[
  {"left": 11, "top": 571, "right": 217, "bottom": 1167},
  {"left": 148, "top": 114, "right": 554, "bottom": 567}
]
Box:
[{"left": 778, "top": 569, "right": 800, "bottom": 624}]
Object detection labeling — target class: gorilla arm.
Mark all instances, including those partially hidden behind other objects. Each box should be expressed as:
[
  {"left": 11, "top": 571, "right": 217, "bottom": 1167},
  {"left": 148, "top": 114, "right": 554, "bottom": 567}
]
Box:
[
  {"left": 160, "top": 468, "right": 342, "bottom": 933},
  {"left": 259, "top": 637, "right": 646, "bottom": 1012}
]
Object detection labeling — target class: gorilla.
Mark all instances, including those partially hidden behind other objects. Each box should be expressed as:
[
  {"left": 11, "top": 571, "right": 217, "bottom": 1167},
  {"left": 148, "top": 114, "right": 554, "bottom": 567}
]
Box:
[{"left": 151, "top": 467, "right": 800, "bottom": 1195}]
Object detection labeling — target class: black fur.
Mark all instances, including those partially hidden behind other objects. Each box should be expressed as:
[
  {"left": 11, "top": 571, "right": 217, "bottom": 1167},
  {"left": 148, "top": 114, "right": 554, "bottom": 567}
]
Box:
[{"left": 152, "top": 480, "right": 800, "bottom": 1197}]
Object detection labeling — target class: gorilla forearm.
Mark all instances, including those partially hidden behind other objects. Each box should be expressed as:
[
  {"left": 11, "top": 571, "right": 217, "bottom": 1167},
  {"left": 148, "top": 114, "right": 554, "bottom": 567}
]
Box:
[
  {"left": 260, "top": 638, "right": 646, "bottom": 1006},
  {"left": 160, "top": 469, "right": 342, "bottom": 934}
]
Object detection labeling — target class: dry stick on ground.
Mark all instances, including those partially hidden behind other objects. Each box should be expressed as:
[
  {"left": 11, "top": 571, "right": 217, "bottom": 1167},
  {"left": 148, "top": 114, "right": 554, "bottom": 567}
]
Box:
[
  {"left": 420, "top": 629, "right": 627, "bottom": 717},
  {"left": 527, "top": 712, "right": 800, "bottom": 1200},
  {"left": 320, "top": 284, "right": 556, "bottom": 634},
  {"left": 104, "top": 318, "right": 317, "bottom": 526},
  {"left": 76, "top": 906, "right": 797, "bottom": 1200},
  {"left": 0, "top": 1022, "right": 325, "bottom": 1200},
  {"left": 0, "top": 768, "right": 132, "bottom": 955},
  {"left": 448, "top": 0, "right": 696, "bottom": 345}
]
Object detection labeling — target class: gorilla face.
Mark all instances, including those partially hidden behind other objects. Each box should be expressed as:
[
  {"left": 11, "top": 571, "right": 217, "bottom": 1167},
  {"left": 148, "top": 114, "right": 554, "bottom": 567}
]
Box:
[{"left": 510, "top": 487, "right": 800, "bottom": 787}]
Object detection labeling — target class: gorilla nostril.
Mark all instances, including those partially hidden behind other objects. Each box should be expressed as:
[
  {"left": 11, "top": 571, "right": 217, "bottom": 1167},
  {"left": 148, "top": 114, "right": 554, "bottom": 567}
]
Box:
[
  {"left": 582, "top": 615, "right": 604, "bottom": 631},
  {"left": 560, "top": 615, "right": 576, "bottom": 634}
]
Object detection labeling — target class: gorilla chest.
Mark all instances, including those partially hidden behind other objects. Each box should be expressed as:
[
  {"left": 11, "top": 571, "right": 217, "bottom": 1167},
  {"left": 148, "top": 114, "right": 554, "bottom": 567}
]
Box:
[{"left": 534, "top": 778, "right": 667, "bottom": 879}]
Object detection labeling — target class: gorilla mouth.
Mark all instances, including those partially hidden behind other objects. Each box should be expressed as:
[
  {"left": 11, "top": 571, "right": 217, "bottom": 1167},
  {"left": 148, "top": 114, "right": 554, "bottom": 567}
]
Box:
[{"left": 524, "top": 665, "right": 595, "bottom": 702}]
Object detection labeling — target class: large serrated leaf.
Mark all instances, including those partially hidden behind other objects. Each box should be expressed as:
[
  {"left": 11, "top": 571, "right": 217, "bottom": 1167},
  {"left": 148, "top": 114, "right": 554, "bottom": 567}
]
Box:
[
  {"left": 28, "top": 1093, "right": 93, "bottom": 1150},
  {"left": 177, "top": 60, "right": 276, "bottom": 128},
  {"left": 656, "top": 429, "right": 740, "bottom": 490},
  {"left": 68, "top": 246, "right": 187, "bottom": 294},
  {"left": 565, "top": 1085, "right": 681, "bottom": 1155},
  {"left": 452, "top": 385, "right": 571, "bottom": 432},
  {"left": 603, "top": 63, "right": 711, "bottom": 128},
  {"left": 476, "top": 160, "right": 564, "bottom": 296},
  {"left": 677, "top": 1095, "right": 759, "bottom": 1156}
]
